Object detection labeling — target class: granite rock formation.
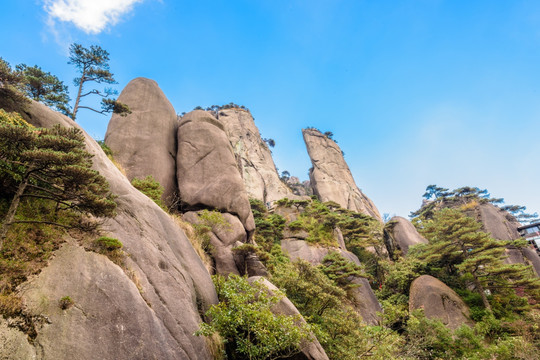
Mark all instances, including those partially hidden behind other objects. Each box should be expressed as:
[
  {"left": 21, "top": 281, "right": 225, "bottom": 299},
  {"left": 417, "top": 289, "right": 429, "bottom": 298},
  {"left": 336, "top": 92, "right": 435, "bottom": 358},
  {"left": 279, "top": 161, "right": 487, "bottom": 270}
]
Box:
[
  {"left": 177, "top": 110, "right": 255, "bottom": 234},
  {"left": 302, "top": 128, "right": 382, "bottom": 222},
  {"left": 1, "top": 101, "right": 218, "bottom": 360},
  {"left": 409, "top": 275, "right": 472, "bottom": 330},
  {"left": 384, "top": 216, "right": 428, "bottom": 257},
  {"left": 104, "top": 77, "right": 178, "bottom": 207},
  {"left": 219, "top": 108, "right": 295, "bottom": 203}
]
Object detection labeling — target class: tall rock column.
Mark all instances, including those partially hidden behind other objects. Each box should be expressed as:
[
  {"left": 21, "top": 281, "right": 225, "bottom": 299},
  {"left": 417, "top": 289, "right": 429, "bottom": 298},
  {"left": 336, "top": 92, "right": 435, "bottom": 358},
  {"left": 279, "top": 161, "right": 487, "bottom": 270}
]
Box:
[
  {"left": 177, "top": 110, "right": 260, "bottom": 276},
  {"left": 104, "top": 77, "right": 178, "bottom": 207},
  {"left": 302, "top": 128, "right": 382, "bottom": 222},
  {"left": 219, "top": 108, "right": 295, "bottom": 204}
]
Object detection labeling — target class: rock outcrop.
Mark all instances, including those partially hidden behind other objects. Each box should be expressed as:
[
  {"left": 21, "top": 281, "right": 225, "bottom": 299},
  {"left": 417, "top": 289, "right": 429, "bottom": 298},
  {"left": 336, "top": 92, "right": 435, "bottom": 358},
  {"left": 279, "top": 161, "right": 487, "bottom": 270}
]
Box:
[
  {"left": 409, "top": 275, "right": 472, "bottom": 330},
  {"left": 2, "top": 101, "right": 218, "bottom": 360},
  {"left": 177, "top": 110, "right": 255, "bottom": 234},
  {"left": 384, "top": 216, "right": 428, "bottom": 257},
  {"left": 472, "top": 203, "right": 540, "bottom": 275},
  {"left": 104, "top": 77, "right": 178, "bottom": 207},
  {"left": 219, "top": 108, "right": 295, "bottom": 203},
  {"left": 477, "top": 203, "right": 521, "bottom": 241},
  {"left": 302, "top": 129, "right": 382, "bottom": 222},
  {"left": 280, "top": 238, "right": 381, "bottom": 325},
  {"left": 248, "top": 276, "right": 329, "bottom": 360}
]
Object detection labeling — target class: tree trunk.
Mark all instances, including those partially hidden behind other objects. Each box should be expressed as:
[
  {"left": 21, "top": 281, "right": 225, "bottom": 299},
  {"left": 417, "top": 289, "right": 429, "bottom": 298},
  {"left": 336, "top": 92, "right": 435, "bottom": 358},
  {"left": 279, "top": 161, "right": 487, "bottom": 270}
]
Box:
[
  {"left": 72, "top": 71, "right": 86, "bottom": 120},
  {"left": 474, "top": 276, "right": 492, "bottom": 313},
  {"left": 0, "top": 171, "right": 31, "bottom": 247}
]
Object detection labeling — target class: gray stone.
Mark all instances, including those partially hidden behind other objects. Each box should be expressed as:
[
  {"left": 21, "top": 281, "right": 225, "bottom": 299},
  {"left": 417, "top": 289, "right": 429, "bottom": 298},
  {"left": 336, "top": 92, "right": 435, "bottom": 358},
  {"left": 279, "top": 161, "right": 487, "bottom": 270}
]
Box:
[
  {"left": 0, "top": 318, "right": 36, "bottom": 360},
  {"left": 478, "top": 203, "right": 521, "bottom": 240},
  {"left": 302, "top": 129, "right": 382, "bottom": 222},
  {"left": 104, "top": 77, "right": 178, "bottom": 207},
  {"left": 177, "top": 110, "right": 255, "bottom": 234},
  {"left": 409, "top": 275, "right": 472, "bottom": 330},
  {"left": 219, "top": 108, "right": 295, "bottom": 203},
  {"left": 384, "top": 216, "right": 428, "bottom": 256}
]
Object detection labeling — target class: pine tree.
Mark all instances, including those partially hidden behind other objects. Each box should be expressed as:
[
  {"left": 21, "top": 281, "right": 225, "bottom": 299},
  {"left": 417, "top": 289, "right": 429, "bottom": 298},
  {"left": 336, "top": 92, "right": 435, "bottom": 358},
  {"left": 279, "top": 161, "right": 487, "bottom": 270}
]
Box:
[
  {"left": 16, "top": 64, "right": 71, "bottom": 116},
  {"left": 417, "top": 208, "right": 539, "bottom": 312},
  {"left": 68, "top": 43, "right": 130, "bottom": 120},
  {"left": 0, "top": 120, "right": 116, "bottom": 246}
]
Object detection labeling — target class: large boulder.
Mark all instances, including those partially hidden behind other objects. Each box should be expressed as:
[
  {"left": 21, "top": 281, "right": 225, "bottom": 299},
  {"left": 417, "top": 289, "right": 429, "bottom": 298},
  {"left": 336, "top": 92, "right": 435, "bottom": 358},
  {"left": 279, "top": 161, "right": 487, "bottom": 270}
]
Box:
[
  {"left": 177, "top": 110, "right": 255, "bottom": 234},
  {"left": 302, "top": 129, "right": 382, "bottom": 222},
  {"left": 409, "top": 275, "right": 472, "bottom": 330},
  {"left": 104, "top": 77, "right": 178, "bottom": 207},
  {"left": 247, "top": 276, "right": 329, "bottom": 360},
  {"left": 384, "top": 216, "right": 428, "bottom": 257},
  {"left": 219, "top": 108, "right": 295, "bottom": 203},
  {"left": 280, "top": 239, "right": 381, "bottom": 325},
  {"left": 2, "top": 101, "right": 218, "bottom": 360}
]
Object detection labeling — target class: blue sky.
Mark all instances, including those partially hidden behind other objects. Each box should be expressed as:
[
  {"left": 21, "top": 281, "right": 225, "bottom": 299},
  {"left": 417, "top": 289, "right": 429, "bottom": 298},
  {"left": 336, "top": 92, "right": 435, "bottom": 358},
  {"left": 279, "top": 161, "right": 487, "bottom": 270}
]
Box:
[{"left": 2, "top": 0, "right": 540, "bottom": 219}]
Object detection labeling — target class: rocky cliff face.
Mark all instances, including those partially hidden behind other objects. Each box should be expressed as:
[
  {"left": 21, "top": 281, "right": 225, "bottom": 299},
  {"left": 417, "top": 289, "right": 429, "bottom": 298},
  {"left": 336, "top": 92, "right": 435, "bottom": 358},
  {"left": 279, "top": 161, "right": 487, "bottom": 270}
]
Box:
[
  {"left": 384, "top": 216, "right": 428, "bottom": 257},
  {"left": 218, "top": 108, "right": 295, "bottom": 203},
  {"left": 2, "top": 101, "right": 217, "bottom": 360},
  {"left": 302, "top": 129, "right": 382, "bottom": 222},
  {"left": 104, "top": 77, "right": 178, "bottom": 207}
]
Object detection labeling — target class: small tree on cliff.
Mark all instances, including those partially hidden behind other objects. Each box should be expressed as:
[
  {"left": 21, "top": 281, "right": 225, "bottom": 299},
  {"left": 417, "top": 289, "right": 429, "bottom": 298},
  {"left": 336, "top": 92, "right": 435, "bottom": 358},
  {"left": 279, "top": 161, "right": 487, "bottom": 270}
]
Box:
[
  {"left": 0, "top": 120, "right": 117, "bottom": 246},
  {"left": 68, "top": 43, "right": 130, "bottom": 120}
]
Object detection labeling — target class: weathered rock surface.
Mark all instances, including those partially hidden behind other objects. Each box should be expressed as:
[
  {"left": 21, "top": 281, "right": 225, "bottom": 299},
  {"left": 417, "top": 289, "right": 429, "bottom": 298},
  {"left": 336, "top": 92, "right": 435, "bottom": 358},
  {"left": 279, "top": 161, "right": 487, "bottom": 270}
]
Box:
[
  {"left": 177, "top": 110, "right": 255, "bottom": 234},
  {"left": 384, "top": 216, "right": 428, "bottom": 257},
  {"left": 219, "top": 108, "right": 295, "bottom": 203},
  {"left": 248, "top": 276, "right": 329, "bottom": 360},
  {"left": 302, "top": 129, "right": 382, "bottom": 222},
  {"left": 21, "top": 242, "right": 187, "bottom": 360},
  {"left": 409, "top": 275, "right": 472, "bottom": 330},
  {"left": 280, "top": 239, "right": 381, "bottom": 325},
  {"left": 286, "top": 177, "right": 313, "bottom": 197},
  {"left": 473, "top": 203, "right": 540, "bottom": 275},
  {"left": 183, "top": 211, "right": 247, "bottom": 276},
  {"left": 0, "top": 318, "right": 36, "bottom": 360},
  {"left": 104, "top": 77, "right": 178, "bottom": 206},
  {"left": 477, "top": 203, "right": 521, "bottom": 241},
  {"left": 281, "top": 238, "right": 360, "bottom": 266},
  {"left": 5, "top": 101, "right": 218, "bottom": 360}
]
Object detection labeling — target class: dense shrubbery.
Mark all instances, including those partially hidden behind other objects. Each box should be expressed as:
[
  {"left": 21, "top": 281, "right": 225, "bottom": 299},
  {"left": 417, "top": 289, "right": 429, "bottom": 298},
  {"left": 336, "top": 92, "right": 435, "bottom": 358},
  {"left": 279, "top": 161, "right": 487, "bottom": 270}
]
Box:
[{"left": 197, "top": 274, "right": 311, "bottom": 360}]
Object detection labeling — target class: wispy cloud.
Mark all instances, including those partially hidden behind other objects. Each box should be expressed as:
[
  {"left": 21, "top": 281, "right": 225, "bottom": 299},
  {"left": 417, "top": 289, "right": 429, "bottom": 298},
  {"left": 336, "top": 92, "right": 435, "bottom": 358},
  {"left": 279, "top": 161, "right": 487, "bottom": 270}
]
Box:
[{"left": 43, "top": 0, "right": 143, "bottom": 34}]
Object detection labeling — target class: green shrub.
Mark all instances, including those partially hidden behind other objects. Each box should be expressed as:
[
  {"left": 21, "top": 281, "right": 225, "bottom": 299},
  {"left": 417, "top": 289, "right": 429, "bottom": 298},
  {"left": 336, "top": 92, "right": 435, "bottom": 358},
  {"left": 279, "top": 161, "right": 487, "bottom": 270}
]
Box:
[
  {"left": 0, "top": 108, "right": 30, "bottom": 127},
  {"left": 196, "top": 274, "right": 311, "bottom": 360},
  {"left": 131, "top": 175, "right": 165, "bottom": 209},
  {"left": 59, "top": 296, "right": 74, "bottom": 310},
  {"left": 97, "top": 140, "right": 113, "bottom": 157},
  {"left": 95, "top": 236, "right": 123, "bottom": 251}
]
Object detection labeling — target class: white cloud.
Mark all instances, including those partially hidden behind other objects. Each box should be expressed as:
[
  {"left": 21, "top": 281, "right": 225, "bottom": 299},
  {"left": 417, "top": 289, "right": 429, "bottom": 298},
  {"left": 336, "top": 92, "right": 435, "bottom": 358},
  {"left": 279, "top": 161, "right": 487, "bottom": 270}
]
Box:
[{"left": 44, "top": 0, "right": 143, "bottom": 34}]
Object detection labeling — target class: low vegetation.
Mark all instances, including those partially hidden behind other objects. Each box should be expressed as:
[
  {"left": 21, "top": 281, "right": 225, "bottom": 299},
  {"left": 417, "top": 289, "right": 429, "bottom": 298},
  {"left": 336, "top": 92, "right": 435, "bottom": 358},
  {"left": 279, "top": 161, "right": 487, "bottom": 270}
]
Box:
[{"left": 131, "top": 175, "right": 165, "bottom": 209}]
